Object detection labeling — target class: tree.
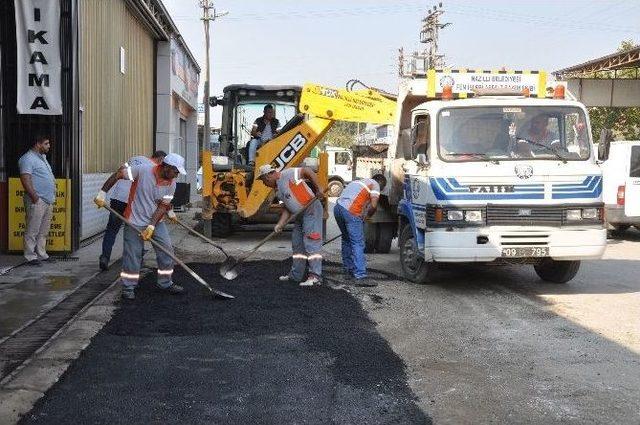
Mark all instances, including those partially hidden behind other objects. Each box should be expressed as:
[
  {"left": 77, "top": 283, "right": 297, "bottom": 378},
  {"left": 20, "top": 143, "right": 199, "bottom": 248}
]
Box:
[
  {"left": 323, "top": 121, "right": 360, "bottom": 148},
  {"left": 587, "top": 40, "right": 640, "bottom": 141}
]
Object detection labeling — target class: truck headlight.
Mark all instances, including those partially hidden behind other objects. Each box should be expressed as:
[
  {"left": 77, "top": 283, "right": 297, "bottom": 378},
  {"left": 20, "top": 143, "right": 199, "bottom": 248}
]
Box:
[
  {"left": 447, "top": 210, "right": 464, "bottom": 221},
  {"left": 581, "top": 208, "right": 598, "bottom": 219},
  {"left": 465, "top": 210, "right": 483, "bottom": 222},
  {"left": 566, "top": 209, "right": 582, "bottom": 221}
]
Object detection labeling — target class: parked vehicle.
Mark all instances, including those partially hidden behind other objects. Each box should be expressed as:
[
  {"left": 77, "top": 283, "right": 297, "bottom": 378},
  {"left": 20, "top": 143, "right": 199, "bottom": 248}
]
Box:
[
  {"left": 600, "top": 140, "right": 640, "bottom": 234},
  {"left": 325, "top": 146, "right": 353, "bottom": 197},
  {"left": 355, "top": 69, "right": 607, "bottom": 284}
]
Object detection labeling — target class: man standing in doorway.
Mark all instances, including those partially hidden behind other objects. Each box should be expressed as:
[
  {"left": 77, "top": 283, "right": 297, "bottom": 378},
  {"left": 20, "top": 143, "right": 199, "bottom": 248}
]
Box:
[
  {"left": 98, "top": 151, "right": 166, "bottom": 271},
  {"left": 334, "top": 175, "right": 386, "bottom": 287},
  {"left": 18, "top": 135, "right": 56, "bottom": 266},
  {"left": 257, "top": 165, "right": 325, "bottom": 286},
  {"left": 94, "top": 153, "right": 186, "bottom": 300}
]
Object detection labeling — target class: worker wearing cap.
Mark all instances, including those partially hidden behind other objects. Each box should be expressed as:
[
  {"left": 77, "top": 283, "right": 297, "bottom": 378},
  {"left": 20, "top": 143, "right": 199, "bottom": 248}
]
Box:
[
  {"left": 257, "top": 164, "right": 325, "bottom": 286},
  {"left": 99, "top": 151, "right": 166, "bottom": 271},
  {"left": 334, "top": 175, "right": 386, "bottom": 286},
  {"left": 94, "top": 153, "right": 187, "bottom": 300}
]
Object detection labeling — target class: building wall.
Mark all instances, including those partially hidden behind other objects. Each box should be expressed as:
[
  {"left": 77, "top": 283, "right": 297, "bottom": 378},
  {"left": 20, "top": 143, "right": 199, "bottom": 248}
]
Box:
[
  {"left": 79, "top": 0, "right": 155, "bottom": 239},
  {"left": 156, "top": 38, "right": 199, "bottom": 201}
]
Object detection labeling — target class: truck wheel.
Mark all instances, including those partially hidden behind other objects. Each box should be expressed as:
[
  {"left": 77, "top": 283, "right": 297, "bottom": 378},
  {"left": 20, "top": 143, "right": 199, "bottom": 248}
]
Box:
[
  {"left": 533, "top": 259, "right": 580, "bottom": 284},
  {"left": 364, "top": 222, "right": 378, "bottom": 253},
  {"left": 210, "top": 213, "right": 233, "bottom": 238},
  {"left": 612, "top": 224, "right": 630, "bottom": 235},
  {"left": 399, "top": 225, "right": 431, "bottom": 284},
  {"left": 328, "top": 180, "right": 344, "bottom": 197},
  {"left": 375, "top": 223, "right": 394, "bottom": 253}
]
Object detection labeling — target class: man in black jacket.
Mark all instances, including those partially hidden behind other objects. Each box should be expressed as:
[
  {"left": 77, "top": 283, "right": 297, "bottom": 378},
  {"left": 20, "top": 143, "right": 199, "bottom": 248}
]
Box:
[{"left": 248, "top": 104, "right": 280, "bottom": 165}]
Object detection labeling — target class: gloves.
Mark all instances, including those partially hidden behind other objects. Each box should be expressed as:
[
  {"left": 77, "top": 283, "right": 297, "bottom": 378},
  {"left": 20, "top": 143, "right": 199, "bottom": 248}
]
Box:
[
  {"left": 166, "top": 209, "right": 178, "bottom": 223},
  {"left": 274, "top": 223, "right": 284, "bottom": 233},
  {"left": 141, "top": 225, "right": 155, "bottom": 241},
  {"left": 94, "top": 190, "right": 107, "bottom": 208}
]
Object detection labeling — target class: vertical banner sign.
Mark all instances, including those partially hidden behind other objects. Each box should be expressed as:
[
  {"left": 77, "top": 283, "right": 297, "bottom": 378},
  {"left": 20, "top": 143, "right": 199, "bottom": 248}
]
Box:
[
  {"left": 14, "top": 0, "right": 62, "bottom": 115},
  {"left": 8, "top": 178, "right": 71, "bottom": 252}
]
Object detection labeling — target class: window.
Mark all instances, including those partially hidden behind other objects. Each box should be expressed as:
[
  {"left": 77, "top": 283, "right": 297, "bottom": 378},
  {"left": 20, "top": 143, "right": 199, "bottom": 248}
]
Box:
[
  {"left": 630, "top": 146, "right": 640, "bottom": 178},
  {"left": 335, "top": 152, "right": 351, "bottom": 165},
  {"left": 437, "top": 106, "right": 591, "bottom": 162},
  {"left": 413, "top": 115, "right": 429, "bottom": 156}
]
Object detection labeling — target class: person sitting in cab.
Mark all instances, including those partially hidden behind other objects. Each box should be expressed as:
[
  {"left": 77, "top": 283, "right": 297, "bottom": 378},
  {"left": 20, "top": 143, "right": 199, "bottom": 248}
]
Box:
[{"left": 248, "top": 104, "right": 281, "bottom": 166}]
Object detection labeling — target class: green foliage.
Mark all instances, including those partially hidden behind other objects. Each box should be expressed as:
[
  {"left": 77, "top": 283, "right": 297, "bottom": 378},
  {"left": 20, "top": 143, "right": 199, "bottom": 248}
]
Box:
[
  {"left": 323, "top": 121, "right": 359, "bottom": 148},
  {"left": 587, "top": 39, "right": 640, "bottom": 141}
]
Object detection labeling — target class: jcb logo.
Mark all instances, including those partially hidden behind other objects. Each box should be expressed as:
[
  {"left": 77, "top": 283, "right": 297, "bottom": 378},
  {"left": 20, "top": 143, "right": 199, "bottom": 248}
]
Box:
[{"left": 272, "top": 133, "right": 308, "bottom": 170}]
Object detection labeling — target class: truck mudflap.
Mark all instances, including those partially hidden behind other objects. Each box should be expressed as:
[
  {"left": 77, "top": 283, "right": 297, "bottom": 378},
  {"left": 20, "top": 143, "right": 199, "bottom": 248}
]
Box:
[{"left": 398, "top": 198, "right": 426, "bottom": 257}]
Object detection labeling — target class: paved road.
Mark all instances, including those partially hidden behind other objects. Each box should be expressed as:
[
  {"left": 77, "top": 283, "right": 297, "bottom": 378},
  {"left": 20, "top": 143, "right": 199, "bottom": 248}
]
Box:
[{"left": 15, "top": 210, "right": 640, "bottom": 424}]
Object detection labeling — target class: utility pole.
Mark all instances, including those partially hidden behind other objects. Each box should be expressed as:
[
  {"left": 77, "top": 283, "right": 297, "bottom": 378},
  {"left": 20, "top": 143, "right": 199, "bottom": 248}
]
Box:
[
  {"left": 419, "top": 3, "right": 450, "bottom": 69},
  {"left": 200, "top": 0, "right": 227, "bottom": 236}
]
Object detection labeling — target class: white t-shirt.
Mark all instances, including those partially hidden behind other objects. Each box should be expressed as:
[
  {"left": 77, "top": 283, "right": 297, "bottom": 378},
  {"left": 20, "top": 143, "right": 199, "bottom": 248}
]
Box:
[
  {"left": 260, "top": 123, "right": 273, "bottom": 142},
  {"left": 109, "top": 156, "right": 154, "bottom": 203}
]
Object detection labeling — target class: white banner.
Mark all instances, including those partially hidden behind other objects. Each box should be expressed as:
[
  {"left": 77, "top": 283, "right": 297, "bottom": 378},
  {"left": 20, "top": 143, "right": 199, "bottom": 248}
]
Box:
[{"left": 14, "top": 0, "right": 62, "bottom": 115}]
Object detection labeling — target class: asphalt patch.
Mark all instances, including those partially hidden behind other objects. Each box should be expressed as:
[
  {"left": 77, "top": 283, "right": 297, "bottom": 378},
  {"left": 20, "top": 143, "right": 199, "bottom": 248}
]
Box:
[{"left": 21, "top": 260, "right": 430, "bottom": 424}]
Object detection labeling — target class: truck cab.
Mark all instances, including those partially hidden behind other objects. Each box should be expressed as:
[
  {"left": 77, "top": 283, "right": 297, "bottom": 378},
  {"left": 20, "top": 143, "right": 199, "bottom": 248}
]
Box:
[
  {"left": 325, "top": 146, "right": 353, "bottom": 197},
  {"left": 377, "top": 70, "right": 607, "bottom": 284}
]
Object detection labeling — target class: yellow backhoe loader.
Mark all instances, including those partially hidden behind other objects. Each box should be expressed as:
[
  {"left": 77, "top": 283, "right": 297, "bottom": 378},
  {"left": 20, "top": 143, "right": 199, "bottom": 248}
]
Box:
[{"left": 201, "top": 83, "right": 396, "bottom": 237}]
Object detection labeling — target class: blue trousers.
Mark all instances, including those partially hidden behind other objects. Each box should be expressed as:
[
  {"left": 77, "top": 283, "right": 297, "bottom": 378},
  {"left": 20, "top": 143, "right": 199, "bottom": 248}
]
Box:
[
  {"left": 121, "top": 222, "right": 174, "bottom": 290},
  {"left": 334, "top": 203, "right": 367, "bottom": 279},
  {"left": 101, "top": 199, "right": 127, "bottom": 261}
]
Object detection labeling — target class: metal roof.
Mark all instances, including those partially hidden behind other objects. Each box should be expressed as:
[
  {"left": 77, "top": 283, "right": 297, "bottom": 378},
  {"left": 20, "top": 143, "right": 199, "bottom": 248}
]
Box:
[{"left": 553, "top": 46, "right": 640, "bottom": 79}]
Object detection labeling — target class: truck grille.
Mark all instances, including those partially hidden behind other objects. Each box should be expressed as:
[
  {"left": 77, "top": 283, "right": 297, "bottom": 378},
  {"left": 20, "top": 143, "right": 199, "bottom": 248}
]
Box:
[{"left": 486, "top": 205, "right": 564, "bottom": 226}]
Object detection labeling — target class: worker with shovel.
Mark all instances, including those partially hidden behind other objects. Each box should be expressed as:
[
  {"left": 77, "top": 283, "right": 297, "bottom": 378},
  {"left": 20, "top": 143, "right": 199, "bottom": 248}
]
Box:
[
  {"left": 94, "top": 153, "right": 187, "bottom": 300},
  {"left": 257, "top": 165, "right": 325, "bottom": 287},
  {"left": 334, "top": 175, "right": 386, "bottom": 287}
]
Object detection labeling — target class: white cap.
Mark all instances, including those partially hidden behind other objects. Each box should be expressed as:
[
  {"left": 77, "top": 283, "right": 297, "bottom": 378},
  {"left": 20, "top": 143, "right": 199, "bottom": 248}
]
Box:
[
  {"left": 257, "top": 164, "right": 276, "bottom": 178},
  {"left": 163, "top": 153, "right": 186, "bottom": 175}
]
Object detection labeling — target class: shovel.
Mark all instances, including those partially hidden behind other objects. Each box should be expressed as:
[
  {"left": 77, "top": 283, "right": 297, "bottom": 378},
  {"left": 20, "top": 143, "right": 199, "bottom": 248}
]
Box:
[
  {"left": 172, "top": 217, "right": 231, "bottom": 260},
  {"left": 220, "top": 196, "right": 326, "bottom": 281},
  {"left": 102, "top": 203, "right": 234, "bottom": 300}
]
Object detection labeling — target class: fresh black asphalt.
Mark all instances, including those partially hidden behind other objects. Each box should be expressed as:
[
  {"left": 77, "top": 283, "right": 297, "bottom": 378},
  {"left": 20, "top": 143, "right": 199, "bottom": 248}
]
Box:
[{"left": 20, "top": 260, "right": 430, "bottom": 424}]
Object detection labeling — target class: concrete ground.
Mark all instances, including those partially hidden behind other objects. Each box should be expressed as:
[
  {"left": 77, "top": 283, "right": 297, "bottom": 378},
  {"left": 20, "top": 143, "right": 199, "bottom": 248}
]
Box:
[{"left": 3, "top": 205, "right": 640, "bottom": 424}]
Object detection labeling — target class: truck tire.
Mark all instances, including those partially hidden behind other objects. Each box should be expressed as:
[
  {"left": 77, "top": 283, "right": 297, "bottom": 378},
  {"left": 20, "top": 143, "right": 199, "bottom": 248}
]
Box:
[
  {"left": 533, "top": 259, "right": 580, "bottom": 284},
  {"left": 364, "top": 222, "right": 378, "bottom": 253},
  {"left": 612, "top": 224, "right": 631, "bottom": 235},
  {"left": 399, "top": 225, "right": 431, "bottom": 284},
  {"left": 328, "top": 180, "right": 344, "bottom": 197},
  {"left": 210, "top": 213, "right": 233, "bottom": 238},
  {"left": 375, "top": 223, "right": 394, "bottom": 253}
]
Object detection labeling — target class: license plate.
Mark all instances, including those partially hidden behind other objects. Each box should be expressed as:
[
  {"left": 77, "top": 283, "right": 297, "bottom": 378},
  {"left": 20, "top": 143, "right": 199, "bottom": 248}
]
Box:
[{"left": 501, "top": 247, "right": 549, "bottom": 258}]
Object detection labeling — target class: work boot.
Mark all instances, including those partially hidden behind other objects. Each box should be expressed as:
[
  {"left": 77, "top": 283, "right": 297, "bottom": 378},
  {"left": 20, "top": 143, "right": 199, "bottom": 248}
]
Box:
[
  {"left": 278, "top": 275, "right": 291, "bottom": 282},
  {"left": 26, "top": 259, "right": 42, "bottom": 267},
  {"left": 299, "top": 275, "right": 321, "bottom": 287},
  {"left": 354, "top": 278, "right": 377, "bottom": 287},
  {"left": 42, "top": 257, "right": 56, "bottom": 263},
  {"left": 99, "top": 255, "right": 109, "bottom": 271},
  {"left": 121, "top": 288, "right": 135, "bottom": 300},
  {"left": 161, "top": 283, "right": 185, "bottom": 295}
]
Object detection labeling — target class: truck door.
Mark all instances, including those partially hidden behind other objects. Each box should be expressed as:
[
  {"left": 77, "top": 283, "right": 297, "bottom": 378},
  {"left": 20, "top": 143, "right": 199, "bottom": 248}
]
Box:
[{"left": 625, "top": 145, "right": 640, "bottom": 217}]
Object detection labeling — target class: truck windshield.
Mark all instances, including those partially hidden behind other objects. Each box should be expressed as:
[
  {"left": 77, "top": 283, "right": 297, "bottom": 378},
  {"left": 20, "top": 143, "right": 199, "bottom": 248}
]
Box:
[{"left": 437, "top": 106, "right": 591, "bottom": 162}]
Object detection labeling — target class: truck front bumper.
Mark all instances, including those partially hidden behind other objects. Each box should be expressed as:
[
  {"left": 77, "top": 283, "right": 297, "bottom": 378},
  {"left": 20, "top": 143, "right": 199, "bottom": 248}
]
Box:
[{"left": 425, "top": 227, "right": 607, "bottom": 262}]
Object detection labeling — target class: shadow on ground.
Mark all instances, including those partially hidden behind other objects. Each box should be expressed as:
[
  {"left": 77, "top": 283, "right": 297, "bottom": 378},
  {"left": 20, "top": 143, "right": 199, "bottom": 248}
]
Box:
[{"left": 20, "top": 260, "right": 430, "bottom": 425}]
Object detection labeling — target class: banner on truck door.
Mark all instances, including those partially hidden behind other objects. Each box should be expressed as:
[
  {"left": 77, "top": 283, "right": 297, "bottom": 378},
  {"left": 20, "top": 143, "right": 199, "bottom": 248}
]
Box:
[
  {"left": 426, "top": 69, "right": 547, "bottom": 99},
  {"left": 14, "top": 0, "right": 62, "bottom": 115}
]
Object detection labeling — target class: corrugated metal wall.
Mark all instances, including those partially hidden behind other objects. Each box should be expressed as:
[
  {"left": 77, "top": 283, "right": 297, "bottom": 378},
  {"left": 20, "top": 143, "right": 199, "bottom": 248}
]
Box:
[{"left": 80, "top": 0, "right": 154, "bottom": 173}]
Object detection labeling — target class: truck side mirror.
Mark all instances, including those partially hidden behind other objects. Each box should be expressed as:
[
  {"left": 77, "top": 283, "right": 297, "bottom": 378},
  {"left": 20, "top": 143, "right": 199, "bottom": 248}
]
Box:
[
  {"left": 598, "top": 128, "right": 613, "bottom": 161},
  {"left": 400, "top": 129, "right": 413, "bottom": 160}
]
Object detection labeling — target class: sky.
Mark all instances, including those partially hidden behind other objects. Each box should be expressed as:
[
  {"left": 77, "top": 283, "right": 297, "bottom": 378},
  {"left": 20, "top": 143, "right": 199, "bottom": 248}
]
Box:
[{"left": 162, "top": 0, "right": 640, "bottom": 126}]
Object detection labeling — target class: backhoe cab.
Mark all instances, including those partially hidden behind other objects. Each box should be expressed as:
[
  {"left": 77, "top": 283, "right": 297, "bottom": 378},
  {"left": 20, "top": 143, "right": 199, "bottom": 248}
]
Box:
[{"left": 202, "top": 83, "right": 396, "bottom": 237}]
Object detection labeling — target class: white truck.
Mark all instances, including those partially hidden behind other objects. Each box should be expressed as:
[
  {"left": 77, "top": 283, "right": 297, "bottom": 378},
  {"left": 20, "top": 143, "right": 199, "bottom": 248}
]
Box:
[
  {"left": 325, "top": 146, "right": 353, "bottom": 197},
  {"left": 599, "top": 140, "right": 640, "bottom": 234},
  {"left": 361, "top": 69, "right": 607, "bottom": 284}
]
